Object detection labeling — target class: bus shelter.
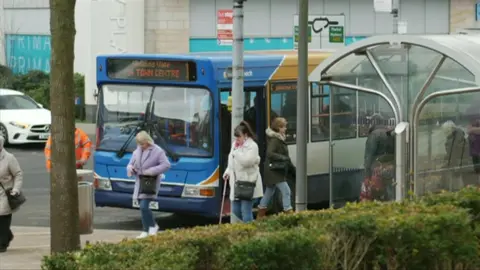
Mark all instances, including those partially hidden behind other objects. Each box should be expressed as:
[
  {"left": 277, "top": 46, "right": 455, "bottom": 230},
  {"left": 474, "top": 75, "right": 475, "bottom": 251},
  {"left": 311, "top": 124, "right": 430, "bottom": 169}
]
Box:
[{"left": 309, "top": 35, "right": 480, "bottom": 204}]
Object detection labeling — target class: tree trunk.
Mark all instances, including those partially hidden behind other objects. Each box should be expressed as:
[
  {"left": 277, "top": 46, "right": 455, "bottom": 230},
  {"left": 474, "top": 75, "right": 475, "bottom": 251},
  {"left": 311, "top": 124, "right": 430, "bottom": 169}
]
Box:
[{"left": 49, "top": 0, "right": 80, "bottom": 253}]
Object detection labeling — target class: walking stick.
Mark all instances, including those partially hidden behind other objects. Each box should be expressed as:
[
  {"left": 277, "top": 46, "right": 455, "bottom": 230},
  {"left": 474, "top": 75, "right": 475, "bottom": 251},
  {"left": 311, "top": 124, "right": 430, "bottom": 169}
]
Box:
[{"left": 219, "top": 179, "right": 227, "bottom": 224}]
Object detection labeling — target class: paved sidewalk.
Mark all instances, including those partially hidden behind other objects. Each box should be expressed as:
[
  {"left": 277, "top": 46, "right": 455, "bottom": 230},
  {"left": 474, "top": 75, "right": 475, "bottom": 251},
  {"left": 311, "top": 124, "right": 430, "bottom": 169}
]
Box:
[{"left": 0, "top": 226, "right": 139, "bottom": 269}]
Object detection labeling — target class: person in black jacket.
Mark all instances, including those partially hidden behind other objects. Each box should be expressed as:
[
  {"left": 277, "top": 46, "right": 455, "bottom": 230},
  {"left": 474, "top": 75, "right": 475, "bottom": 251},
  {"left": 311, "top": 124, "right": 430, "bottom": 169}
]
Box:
[
  {"left": 360, "top": 119, "right": 395, "bottom": 201},
  {"left": 257, "top": 117, "right": 295, "bottom": 219}
]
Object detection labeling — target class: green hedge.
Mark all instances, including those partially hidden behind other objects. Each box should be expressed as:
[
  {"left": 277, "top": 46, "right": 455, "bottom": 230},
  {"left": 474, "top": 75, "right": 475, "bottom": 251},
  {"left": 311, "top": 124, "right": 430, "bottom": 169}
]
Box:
[
  {"left": 0, "top": 65, "right": 84, "bottom": 110},
  {"left": 42, "top": 187, "right": 480, "bottom": 270}
]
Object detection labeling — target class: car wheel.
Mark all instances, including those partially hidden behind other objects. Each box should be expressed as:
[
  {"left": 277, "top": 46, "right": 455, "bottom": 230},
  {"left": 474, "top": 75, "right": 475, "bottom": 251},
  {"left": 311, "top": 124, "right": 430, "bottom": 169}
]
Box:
[{"left": 0, "top": 124, "right": 9, "bottom": 145}]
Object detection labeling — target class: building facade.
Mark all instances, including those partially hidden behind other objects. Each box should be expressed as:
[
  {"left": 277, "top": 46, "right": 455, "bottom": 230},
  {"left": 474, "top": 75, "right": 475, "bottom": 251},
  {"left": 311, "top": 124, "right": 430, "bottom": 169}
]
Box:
[{"left": 0, "top": 0, "right": 478, "bottom": 120}]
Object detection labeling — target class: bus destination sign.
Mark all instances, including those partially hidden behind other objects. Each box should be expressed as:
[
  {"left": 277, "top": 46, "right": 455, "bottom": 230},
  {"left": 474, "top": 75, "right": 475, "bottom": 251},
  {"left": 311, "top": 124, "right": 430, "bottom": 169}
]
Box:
[{"left": 106, "top": 58, "right": 196, "bottom": 81}]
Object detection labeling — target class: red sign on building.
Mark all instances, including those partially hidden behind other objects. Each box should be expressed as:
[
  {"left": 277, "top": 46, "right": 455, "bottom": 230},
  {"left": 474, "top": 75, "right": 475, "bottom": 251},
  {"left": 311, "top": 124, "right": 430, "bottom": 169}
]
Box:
[{"left": 217, "top": 9, "right": 233, "bottom": 46}]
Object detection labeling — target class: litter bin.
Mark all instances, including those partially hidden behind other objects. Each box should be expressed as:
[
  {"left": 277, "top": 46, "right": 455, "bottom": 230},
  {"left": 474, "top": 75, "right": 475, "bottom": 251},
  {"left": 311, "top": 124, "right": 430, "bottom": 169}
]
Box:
[{"left": 77, "top": 169, "right": 94, "bottom": 235}]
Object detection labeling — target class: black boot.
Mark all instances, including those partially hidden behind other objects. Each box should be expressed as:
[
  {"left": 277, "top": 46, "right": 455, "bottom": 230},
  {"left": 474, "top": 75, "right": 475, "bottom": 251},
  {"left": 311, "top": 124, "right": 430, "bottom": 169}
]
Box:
[{"left": 6, "top": 231, "right": 13, "bottom": 247}]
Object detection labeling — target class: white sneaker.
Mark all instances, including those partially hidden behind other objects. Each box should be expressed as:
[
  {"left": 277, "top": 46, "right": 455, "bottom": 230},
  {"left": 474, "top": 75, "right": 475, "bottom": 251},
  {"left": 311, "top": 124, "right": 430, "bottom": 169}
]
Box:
[
  {"left": 148, "top": 224, "right": 159, "bottom": 235},
  {"left": 136, "top": 232, "right": 148, "bottom": 239}
]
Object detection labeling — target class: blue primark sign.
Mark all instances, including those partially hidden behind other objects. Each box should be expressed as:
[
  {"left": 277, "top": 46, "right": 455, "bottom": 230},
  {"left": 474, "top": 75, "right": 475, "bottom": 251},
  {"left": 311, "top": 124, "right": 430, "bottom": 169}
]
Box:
[{"left": 5, "top": 34, "right": 51, "bottom": 74}]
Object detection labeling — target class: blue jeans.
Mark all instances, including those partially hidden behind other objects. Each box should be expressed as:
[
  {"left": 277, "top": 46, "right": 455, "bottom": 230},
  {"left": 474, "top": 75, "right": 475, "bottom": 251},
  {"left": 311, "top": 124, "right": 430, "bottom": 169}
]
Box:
[
  {"left": 258, "top": 181, "right": 292, "bottom": 211},
  {"left": 139, "top": 199, "right": 156, "bottom": 232},
  {"left": 231, "top": 199, "right": 254, "bottom": 223}
]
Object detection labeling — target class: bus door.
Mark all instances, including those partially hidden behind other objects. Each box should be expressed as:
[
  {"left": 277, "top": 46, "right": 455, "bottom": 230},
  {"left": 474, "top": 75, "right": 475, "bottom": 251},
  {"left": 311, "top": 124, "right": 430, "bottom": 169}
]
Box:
[
  {"left": 244, "top": 87, "right": 267, "bottom": 171},
  {"left": 219, "top": 88, "right": 267, "bottom": 174}
]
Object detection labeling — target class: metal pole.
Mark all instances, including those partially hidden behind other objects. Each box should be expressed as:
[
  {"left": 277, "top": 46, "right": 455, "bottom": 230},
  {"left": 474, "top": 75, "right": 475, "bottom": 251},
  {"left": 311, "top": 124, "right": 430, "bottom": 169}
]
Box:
[
  {"left": 295, "top": 0, "right": 308, "bottom": 212},
  {"left": 321, "top": 80, "right": 400, "bottom": 124},
  {"left": 392, "top": 0, "right": 399, "bottom": 34},
  {"left": 394, "top": 122, "right": 408, "bottom": 202},
  {"left": 366, "top": 50, "right": 403, "bottom": 120},
  {"left": 328, "top": 86, "right": 334, "bottom": 207},
  {"left": 230, "top": 0, "right": 245, "bottom": 224}
]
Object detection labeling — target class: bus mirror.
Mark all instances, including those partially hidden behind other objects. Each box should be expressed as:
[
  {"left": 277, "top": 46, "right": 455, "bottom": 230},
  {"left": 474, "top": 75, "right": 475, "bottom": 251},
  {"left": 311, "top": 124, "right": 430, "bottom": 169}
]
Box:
[
  {"left": 93, "top": 88, "right": 98, "bottom": 100},
  {"left": 227, "top": 96, "right": 232, "bottom": 112}
]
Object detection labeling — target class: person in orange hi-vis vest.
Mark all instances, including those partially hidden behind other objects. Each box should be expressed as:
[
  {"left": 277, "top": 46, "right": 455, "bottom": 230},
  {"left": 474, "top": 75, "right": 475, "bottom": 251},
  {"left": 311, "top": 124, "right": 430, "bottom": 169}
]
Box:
[{"left": 44, "top": 127, "right": 92, "bottom": 172}]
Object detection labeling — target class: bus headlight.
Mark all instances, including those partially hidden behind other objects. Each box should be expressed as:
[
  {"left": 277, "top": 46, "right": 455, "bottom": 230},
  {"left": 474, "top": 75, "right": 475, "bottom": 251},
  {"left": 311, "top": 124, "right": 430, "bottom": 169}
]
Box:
[
  {"left": 182, "top": 186, "right": 215, "bottom": 198},
  {"left": 94, "top": 176, "right": 112, "bottom": 191}
]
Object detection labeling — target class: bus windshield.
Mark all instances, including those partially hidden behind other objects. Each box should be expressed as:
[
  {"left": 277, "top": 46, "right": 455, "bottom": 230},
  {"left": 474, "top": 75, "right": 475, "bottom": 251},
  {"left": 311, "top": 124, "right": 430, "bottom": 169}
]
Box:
[{"left": 97, "top": 84, "right": 213, "bottom": 157}]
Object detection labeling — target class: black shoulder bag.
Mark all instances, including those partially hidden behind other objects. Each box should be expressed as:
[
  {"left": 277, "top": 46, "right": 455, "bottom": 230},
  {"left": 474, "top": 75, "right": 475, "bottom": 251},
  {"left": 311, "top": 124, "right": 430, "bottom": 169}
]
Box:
[
  {"left": 138, "top": 175, "right": 158, "bottom": 195},
  {"left": 0, "top": 183, "right": 26, "bottom": 211},
  {"left": 137, "top": 152, "right": 159, "bottom": 195},
  {"left": 233, "top": 172, "right": 256, "bottom": 200}
]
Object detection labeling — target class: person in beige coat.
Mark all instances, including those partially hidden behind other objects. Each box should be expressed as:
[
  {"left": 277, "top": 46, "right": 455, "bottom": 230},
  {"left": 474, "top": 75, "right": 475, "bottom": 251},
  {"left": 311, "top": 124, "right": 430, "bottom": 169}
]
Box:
[
  {"left": 0, "top": 135, "right": 23, "bottom": 252},
  {"left": 223, "top": 121, "right": 263, "bottom": 223}
]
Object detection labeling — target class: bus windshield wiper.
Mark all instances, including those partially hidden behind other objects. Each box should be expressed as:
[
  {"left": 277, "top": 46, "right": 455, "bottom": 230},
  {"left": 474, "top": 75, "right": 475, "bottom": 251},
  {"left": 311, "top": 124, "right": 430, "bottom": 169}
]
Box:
[
  {"left": 116, "top": 88, "right": 178, "bottom": 161},
  {"left": 147, "top": 100, "right": 178, "bottom": 161},
  {"left": 116, "top": 89, "right": 153, "bottom": 158}
]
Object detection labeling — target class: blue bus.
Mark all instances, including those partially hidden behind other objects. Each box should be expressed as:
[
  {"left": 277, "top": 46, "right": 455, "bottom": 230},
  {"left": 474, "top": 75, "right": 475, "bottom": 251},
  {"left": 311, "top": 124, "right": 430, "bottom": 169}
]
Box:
[
  {"left": 92, "top": 52, "right": 350, "bottom": 218},
  {"left": 93, "top": 54, "right": 289, "bottom": 217}
]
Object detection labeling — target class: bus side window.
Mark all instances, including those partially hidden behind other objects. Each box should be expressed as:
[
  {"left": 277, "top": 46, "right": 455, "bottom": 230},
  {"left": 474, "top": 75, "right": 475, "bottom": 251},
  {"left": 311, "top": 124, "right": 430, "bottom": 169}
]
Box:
[{"left": 270, "top": 81, "right": 297, "bottom": 144}]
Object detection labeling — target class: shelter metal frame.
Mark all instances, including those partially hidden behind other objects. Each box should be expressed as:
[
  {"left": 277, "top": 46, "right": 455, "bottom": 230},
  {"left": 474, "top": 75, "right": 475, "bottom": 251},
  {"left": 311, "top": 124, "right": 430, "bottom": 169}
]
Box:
[
  {"left": 309, "top": 34, "right": 480, "bottom": 202},
  {"left": 412, "top": 86, "right": 480, "bottom": 195}
]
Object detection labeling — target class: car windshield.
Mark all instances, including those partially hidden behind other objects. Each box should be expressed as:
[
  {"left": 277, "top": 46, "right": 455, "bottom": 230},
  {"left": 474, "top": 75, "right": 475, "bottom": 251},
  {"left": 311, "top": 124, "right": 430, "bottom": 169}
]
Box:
[
  {"left": 97, "top": 84, "right": 213, "bottom": 157},
  {"left": 0, "top": 95, "right": 40, "bottom": 110}
]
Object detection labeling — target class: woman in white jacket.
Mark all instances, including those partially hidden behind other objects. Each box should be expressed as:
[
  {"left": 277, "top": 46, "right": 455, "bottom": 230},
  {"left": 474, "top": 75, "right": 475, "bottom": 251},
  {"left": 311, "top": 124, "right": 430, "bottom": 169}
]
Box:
[{"left": 223, "top": 121, "right": 263, "bottom": 223}]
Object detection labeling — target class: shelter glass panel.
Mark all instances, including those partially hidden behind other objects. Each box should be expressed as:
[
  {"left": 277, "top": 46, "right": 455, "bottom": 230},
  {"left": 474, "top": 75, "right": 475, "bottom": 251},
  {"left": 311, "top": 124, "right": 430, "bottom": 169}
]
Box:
[
  {"left": 415, "top": 92, "right": 480, "bottom": 196},
  {"left": 358, "top": 92, "right": 396, "bottom": 137},
  {"left": 425, "top": 57, "right": 475, "bottom": 96},
  {"left": 369, "top": 44, "right": 443, "bottom": 119},
  {"left": 311, "top": 84, "right": 357, "bottom": 142},
  {"left": 324, "top": 52, "right": 398, "bottom": 106}
]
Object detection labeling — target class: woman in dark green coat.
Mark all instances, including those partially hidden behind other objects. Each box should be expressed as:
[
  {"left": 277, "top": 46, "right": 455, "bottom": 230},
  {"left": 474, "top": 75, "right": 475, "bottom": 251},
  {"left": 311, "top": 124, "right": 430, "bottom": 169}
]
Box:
[{"left": 257, "top": 117, "right": 295, "bottom": 218}]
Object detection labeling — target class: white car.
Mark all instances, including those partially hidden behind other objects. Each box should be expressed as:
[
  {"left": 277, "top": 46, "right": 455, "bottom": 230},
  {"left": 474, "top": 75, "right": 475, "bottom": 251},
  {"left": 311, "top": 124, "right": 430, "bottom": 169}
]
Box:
[{"left": 0, "top": 89, "right": 51, "bottom": 144}]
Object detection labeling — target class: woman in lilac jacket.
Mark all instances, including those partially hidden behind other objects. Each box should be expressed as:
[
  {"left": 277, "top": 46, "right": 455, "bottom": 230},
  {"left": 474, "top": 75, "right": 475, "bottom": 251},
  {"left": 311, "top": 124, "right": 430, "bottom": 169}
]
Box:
[{"left": 127, "top": 131, "right": 171, "bottom": 239}]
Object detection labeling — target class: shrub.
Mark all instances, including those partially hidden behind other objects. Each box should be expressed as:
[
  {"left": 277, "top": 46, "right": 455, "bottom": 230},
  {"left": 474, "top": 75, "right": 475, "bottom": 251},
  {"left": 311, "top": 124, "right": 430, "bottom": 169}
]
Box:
[
  {"left": 418, "top": 185, "right": 480, "bottom": 223},
  {"left": 0, "top": 66, "right": 85, "bottom": 111},
  {"left": 0, "top": 65, "right": 14, "bottom": 88},
  {"left": 218, "top": 228, "right": 328, "bottom": 270},
  {"left": 42, "top": 188, "right": 480, "bottom": 270}
]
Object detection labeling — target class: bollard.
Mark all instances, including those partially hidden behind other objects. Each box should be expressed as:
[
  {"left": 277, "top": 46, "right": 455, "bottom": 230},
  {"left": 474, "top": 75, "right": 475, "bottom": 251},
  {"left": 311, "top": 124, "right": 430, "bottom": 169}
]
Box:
[
  {"left": 78, "top": 181, "right": 94, "bottom": 235},
  {"left": 77, "top": 169, "right": 94, "bottom": 235}
]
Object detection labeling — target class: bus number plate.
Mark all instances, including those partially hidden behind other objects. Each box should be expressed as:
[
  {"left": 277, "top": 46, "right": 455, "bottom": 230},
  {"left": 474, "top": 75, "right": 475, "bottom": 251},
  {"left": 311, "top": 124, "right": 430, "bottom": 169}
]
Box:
[{"left": 132, "top": 199, "right": 159, "bottom": 210}]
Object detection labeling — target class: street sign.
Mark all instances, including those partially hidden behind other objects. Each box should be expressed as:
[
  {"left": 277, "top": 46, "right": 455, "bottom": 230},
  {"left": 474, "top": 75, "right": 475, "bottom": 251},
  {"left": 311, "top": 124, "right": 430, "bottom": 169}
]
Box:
[
  {"left": 397, "top": 21, "right": 407, "bottom": 34},
  {"left": 217, "top": 9, "right": 233, "bottom": 46},
  {"left": 293, "top": 14, "right": 346, "bottom": 49},
  {"left": 294, "top": 25, "right": 312, "bottom": 43},
  {"left": 329, "top": 26, "right": 344, "bottom": 43},
  {"left": 373, "top": 0, "right": 393, "bottom": 12}
]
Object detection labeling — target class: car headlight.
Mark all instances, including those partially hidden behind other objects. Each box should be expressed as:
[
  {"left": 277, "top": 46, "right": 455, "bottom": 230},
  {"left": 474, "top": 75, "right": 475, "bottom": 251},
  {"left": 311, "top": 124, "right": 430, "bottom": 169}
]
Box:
[{"left": 9, "top": 122, "right": 30, "bottom": 129}]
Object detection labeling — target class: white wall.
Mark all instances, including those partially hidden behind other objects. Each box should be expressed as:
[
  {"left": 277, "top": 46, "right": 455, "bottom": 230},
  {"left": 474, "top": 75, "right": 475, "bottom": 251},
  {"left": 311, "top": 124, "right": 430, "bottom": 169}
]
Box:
[
  {"left": 0, "top": 0, "right": 5, "bottom": 65},
  {"left": 85, "top": 0, "right": 145, "bottom": 106},
  {"left": 0, "top": 0, "right": 145, "bottom": 108},
  {"left": 190, "top": 0, "right": 450, "bottom": 38}
]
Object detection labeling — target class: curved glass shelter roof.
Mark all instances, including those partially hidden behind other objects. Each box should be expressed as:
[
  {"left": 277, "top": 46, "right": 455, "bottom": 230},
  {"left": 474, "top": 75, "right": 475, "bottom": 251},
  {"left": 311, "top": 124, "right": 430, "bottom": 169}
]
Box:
[{"left": 309, "top": 35, "right": 480, "bottom": 121}]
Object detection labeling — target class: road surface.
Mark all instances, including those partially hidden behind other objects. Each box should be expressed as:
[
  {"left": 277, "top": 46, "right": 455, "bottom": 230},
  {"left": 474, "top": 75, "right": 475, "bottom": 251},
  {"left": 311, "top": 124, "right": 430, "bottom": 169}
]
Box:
[{"left": 7, "top": 127, "right": 214, "bottom": 231}]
